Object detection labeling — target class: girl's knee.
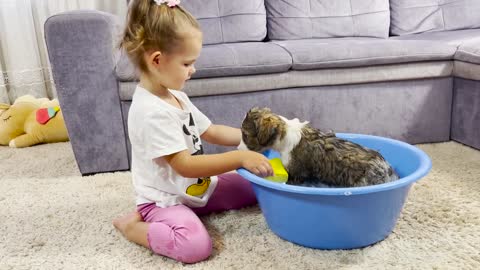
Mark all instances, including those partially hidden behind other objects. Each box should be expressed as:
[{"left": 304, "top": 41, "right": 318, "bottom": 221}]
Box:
[
  {"left": 177, "top": 232, "right": 212, "bottom": 263},
  {"left": 149, "top": 223, "right": 212, "bottom": 263}
]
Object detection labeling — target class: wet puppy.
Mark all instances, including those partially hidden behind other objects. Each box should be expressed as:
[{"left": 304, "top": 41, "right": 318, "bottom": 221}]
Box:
[{"left": 239, "top": 107, "right": 399, "bottom": 187}]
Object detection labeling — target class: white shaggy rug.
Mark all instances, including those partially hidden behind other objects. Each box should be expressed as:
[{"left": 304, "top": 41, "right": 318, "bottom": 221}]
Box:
[{"left": 0, "top": 141, "right": 479, "bottom": 269}]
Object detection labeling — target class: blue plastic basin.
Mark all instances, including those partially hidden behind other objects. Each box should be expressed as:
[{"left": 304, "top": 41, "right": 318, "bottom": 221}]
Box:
[{"left": 237, "top": 133, "right": 432, "bottom": 249}]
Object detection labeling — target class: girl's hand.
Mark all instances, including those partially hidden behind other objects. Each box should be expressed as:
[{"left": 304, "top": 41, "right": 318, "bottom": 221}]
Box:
[{"left": 240, "top": 151, "right": 273, "bottom": 177}]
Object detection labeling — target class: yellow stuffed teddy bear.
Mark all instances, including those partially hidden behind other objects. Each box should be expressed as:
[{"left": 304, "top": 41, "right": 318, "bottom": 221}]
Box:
[{"left": 0, "top": 95, "right": 69, "bottom": 147}]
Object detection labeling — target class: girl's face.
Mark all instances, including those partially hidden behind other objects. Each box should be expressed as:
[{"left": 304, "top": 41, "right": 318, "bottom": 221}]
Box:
[{"left": 149, "top": 29, "right": 202, "bottom": 91}]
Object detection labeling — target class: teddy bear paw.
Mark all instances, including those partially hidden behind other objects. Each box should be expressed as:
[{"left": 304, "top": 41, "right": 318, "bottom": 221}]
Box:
[{"left": 8, "top": 140, "right": 16, "bottom": 148}]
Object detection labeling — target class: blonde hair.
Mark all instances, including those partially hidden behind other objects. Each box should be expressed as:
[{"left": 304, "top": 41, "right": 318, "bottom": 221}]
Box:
[{"left": 120, "top": 0, "right": 200, "bottom": 73}]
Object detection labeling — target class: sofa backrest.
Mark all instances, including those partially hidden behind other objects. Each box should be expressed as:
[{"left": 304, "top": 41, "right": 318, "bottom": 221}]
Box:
[
  {"left": 126, "top": 0, "right": 267, "bottom": 45},
  {"left": 181, "top": 0, "right": 267, "bottom": 45},
  {"left": 264, "top": 0, "right": 390, "bottom": 40},
  {"left": 390, "top": 0, "right": 480, "bottom": 36}
]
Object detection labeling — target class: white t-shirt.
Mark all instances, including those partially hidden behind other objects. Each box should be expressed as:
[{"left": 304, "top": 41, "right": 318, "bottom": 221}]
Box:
[{"left": 128, "top": 86, "right": 218, "bottom": 208}]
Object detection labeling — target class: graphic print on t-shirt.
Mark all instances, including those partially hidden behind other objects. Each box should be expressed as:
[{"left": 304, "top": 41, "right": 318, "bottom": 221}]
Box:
[
  {"left": 182, "top": 113, "right": 211, "bottom": 197},
  {"left": 182, "top": 113, "right": 203, "bottom": 155},
  {"left": 186, "top": 177, "right": 211, "bottom": 196}
]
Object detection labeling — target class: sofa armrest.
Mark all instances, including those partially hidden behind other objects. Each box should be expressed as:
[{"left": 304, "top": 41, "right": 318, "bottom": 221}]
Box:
[{"left": 45, "top": 10, "right": 129, "bottom": 175}]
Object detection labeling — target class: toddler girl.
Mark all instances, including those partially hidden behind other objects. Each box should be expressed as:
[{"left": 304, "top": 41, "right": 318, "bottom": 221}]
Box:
[{"left": 112, "top": 0, "right": 273, "bottom": 264}]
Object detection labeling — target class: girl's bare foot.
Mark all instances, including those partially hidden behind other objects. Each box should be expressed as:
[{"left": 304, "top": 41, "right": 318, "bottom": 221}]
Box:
[
  {"left": 112, "top": 211, "right": 150, "bottom": 248},
  {"left": 112, "top": 211, "right": 143, "bottom": 237}
]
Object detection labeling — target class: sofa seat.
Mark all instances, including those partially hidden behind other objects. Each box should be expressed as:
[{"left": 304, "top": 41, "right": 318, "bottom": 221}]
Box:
[
  {"left": 272, "top": 38, "right": 456, "bottom": 70},
  {"left": 452, "top": 38, "right": 480, "bottom": 81},
  {"left": 393, "top": 30, "right": 480, "bottom": 81},
  {"left": 117, "top": 37, "right": 457, "bottom": 100},
  {"left": 455, "top": 39, "right": 480, "bottom": 65},
  {"left": 391, "top": 29, "right": 480, "bottom": 46},
  {"left": 118, "top": 61, "right": 452, "bottom": 100},
  {"left": 115, "top": 42, "right": 292, "bottom": 81}
]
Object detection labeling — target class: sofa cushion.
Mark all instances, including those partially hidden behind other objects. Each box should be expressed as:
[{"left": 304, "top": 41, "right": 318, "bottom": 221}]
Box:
[
  {"left": 181, "top": 0, "right": 266, "bottom": 45},
  {"left": 391, "top": 29, "right": 480, "bottom": 46},
  {"left": 192, "top": 42, "right": 292, "bottom": 78},
  {"left": 272, "top": 38, "right": 456, "bottom": 70},
  {"left": 455, "top": 39, "right": 480, "bottom": 64},
  {"left": 393, "top": 26, "right": 480, "bottom": 146},
  {"left": 391, "top": 29, "right": 480, "bottom": 65},
  {"left": 451, "top": 37, "right": 480, "bottom": 80},
  {"left": 115, "top": 42, "right": 292, "bottom": 81},
  {"left": 390, "top": 0, "right": 480, "bottom": 36},
  {"left": 265, "top": 0, "right": 390, "bottom": 40}
]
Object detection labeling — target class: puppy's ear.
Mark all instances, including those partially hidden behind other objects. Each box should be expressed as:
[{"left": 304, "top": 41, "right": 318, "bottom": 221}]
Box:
[
  {"left": 259, "top": 107, "right": 272, "bottom": 114},
  {"left": 248, "top": 107, "right": 271, "bottom": 115},
  {"left": 248, "top": 107, "right": 260, "bottom": 114},
  {"left": 256, "top": 115, "right": 279, "bottom": 146}
]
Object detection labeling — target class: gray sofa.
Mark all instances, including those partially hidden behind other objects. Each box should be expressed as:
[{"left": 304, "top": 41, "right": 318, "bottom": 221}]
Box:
[{"left": 45, "top": 0, "right": 480, "bottom": 175}]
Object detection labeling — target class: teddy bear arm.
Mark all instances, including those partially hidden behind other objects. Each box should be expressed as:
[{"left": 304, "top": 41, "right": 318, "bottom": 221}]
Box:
[{"left": 9, "top": 133, "right": 41, "bottom": 148}]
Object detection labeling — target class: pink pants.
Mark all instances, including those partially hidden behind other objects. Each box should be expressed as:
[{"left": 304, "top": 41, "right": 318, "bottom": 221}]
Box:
[{"left": 136, "top": 173, "right": 257, "bottom": 263}]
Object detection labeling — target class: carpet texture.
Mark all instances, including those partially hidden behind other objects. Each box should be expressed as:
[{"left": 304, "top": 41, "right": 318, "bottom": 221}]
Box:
[{"left": 0, "top": 142, "right": 479, "bottom": 269}]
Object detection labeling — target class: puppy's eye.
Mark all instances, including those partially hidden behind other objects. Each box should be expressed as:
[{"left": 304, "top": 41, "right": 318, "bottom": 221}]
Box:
[{"left": 3, "top": 116, "right": 11, "bottom": 122}]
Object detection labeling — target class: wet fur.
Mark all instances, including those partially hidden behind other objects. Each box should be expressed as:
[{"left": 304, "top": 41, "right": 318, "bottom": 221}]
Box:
[{"left": 240, "top": 107, "right": 399, "bottom": 187}]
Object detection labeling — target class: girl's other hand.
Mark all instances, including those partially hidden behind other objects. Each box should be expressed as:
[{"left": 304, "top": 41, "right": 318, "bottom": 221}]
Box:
[{"left": 240, "top": 151, "right": 273, "bottom": 177}]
